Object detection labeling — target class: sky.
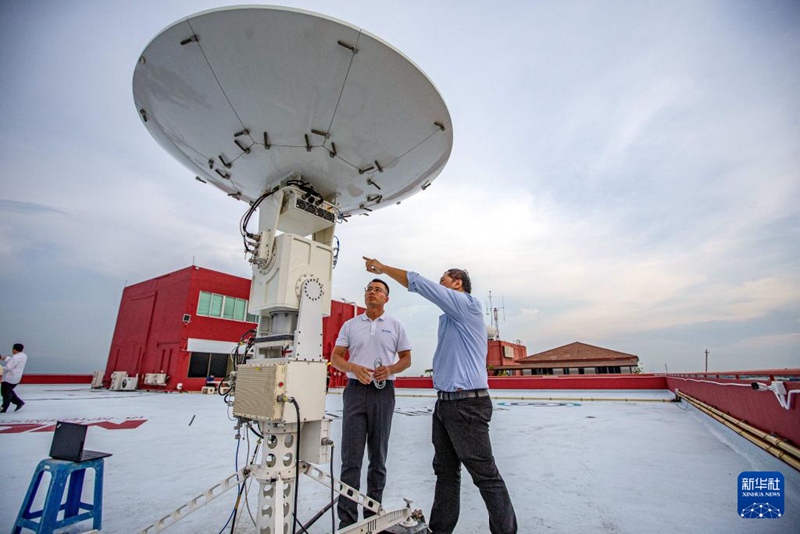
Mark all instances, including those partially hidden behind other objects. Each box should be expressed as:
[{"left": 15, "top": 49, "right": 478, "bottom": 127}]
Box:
[{"left": 1, "top": 0, "right": 799, "bottom": 376}]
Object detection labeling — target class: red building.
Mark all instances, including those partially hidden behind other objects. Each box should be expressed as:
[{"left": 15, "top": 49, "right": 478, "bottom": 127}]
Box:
[
  {"left": 104, "top": 266, "right": 362, "bottom": 392},
  {"left": 486, "top": 340, "right": 527, "bottom": 376}
]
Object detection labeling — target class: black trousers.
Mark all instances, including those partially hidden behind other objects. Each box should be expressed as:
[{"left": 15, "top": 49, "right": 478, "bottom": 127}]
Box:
[
  {"left": 1, "top": 382, "right": 23, "bottom": 411},
  {"left": 338, "top": 379, "right": 396, "bottom": 528},
  {"left": 429, "top": 396, "right": 517, "bottom": 534}
]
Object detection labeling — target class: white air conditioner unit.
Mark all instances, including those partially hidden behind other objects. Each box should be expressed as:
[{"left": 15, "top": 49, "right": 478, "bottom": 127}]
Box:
[
  {"left": 90, "top": 370, "right": 104, "bottom": 389},
  {"left": 143, "top": 373, "right": 168, "bottom": 386},
  {"left": 109, "top": 371, "right": 127, "bottom": 391},
  {"left": 122, "top": 376, "right": 139, "bottom": 391}
]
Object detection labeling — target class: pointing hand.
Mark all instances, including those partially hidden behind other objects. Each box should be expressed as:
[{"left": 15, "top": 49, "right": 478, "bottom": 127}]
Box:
[{"left": 363, "top": 256, "right": 386, "bottom": 274}]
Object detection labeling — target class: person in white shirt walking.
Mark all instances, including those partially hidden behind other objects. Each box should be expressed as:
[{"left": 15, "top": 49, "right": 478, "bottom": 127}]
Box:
[{"left": 1, "top": 343, "right": 28, "bottom": 412}]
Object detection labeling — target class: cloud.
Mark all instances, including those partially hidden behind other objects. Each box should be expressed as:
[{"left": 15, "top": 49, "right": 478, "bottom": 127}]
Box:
[
  {"left": 731, "top": 332, "right": 800, "bottom": 354},
  {"left": 0, "top": 200, "right": 66, "bottom": 216}
]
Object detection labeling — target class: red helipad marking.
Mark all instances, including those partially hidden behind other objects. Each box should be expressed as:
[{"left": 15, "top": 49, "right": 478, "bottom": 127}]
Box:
[{"left": 0, "top": 418, "right": 148, "bottom": 434}]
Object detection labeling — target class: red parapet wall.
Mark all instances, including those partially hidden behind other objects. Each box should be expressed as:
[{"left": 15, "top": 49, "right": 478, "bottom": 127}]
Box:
[
  {"left": 396, "top": 376, "right": 433, "bottom": 388},
  {"left": 666, "top": 371, "right": 800, "bottom": 448},
  {"left": 487, "top": 375, "right": 667, "bottom": 390},
  {"left": 396, "top": 374, "right": 667, "bottom": 390},
  {"left": 21, "top": 375, "right": 93, "bottom": 385}
]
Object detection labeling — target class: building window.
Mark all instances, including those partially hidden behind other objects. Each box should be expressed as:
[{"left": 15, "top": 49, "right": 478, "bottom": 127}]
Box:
[
  {"left": 197, "top": 292, "right": 212, "bottom": 316},
  {"left": 197, "top": 291, "right": 258, "bottom": 323},
  {"left": 188, "top": 352, "right": 230, "bottom": 378},
  {"left": 563, "top": 368, "right": 570, "bottom": 375},
  {"left": 210, "top": 293, "right": 224, "bottom": 317}
]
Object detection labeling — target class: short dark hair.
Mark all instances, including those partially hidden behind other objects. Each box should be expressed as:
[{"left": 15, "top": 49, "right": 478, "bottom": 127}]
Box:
[
  {"left": 370, "top": 278, "right": 390, "bottom": 295},
  {"left": 446, "top": 268, "right": 472, "bottom": 294},
  {"left": 13, "top": 343, "right": 24, "bottom": 352}
]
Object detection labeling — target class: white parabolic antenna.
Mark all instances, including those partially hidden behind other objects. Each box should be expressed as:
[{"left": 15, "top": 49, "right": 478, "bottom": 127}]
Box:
[{"left": 132, "top": 5, "right": 453, "bottom": 215}]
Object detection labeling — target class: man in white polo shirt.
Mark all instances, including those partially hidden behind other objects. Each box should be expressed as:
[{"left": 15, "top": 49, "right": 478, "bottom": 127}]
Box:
[{"left": 331, "top": 278, "right": 412, "bottom": 529}]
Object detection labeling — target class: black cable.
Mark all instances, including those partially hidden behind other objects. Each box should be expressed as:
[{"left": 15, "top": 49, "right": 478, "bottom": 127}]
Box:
[
  {"left": 248, "top": 423, "right": 264, "bottom": 440},
  {"left": 332, "top": 235, "right": 340, "bottom": 269},
  {"left": 240, "top": 190, "right": 275, "bottom": 254},
  {"left": 243, "top": 438, "right": 262, "bottom": 528},
  {"left": 233, "top": 328, "right": 256, "bottom": 371},
  {"left": 229, "top": 437, "right": 262, "bottom": 534},
  {"left": 331, "top": 442, "right": 335, "bottom": 533},
  {"left": 300, "top": 497, "right": 337, "bottom": 532},
  {"left": 290, "top": 398, "right": 301, "bottom": 534},
  {"left": 286, "top": 179, "right": 323, "bottom": 205},
  {"left": 296, "top": 444, "right": 336, "bottom": 533},
  {"left": 217, "top": 433, "right": 246, "bottom": 534},
  {"left": 228, "top": 479, "right": 247, "bottom": 533},
  {"left": 218, "top": 373, "right": 231, "bottom": 396}
]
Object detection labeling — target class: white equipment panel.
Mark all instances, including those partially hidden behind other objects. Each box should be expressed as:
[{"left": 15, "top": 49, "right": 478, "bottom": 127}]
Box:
[
  {"left": 233, "top": 360, "right": 327, "bottom": 422},
  {"left": 248, "top": 232, "right": 333, "bottom": 314}
]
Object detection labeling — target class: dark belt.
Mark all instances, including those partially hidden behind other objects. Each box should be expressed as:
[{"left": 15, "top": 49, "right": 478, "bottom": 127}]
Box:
[
  {"left": 347, "top": 378, "right": 394, "bottom": 389},
  {"left": 437, "top": 389, "right": 489, "bottom": 401}
]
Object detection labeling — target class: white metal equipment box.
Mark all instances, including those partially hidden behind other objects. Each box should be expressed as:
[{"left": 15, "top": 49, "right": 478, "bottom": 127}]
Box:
[
  {"left": 233, "top": 359, "right": 327, "bottom": 423},
  {"left": 248, "top": 232, "right": 333, "bottom": 314}
]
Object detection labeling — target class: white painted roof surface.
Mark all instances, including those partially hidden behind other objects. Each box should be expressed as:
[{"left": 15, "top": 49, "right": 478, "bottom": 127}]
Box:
[{"left": 1, "top": 385, "right": 797, "bottom": 533}]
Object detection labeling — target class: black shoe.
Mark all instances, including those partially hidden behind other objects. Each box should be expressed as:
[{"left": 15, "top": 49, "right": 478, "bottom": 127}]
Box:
[
  {"left": 0, "top": 408, "right": 7, "bottom": 413},
  {"left": 14, "top": 402, "right": 24, "bottom": 411}
]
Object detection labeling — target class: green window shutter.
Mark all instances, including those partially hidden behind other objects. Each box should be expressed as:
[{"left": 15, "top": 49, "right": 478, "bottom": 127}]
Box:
[
  {"left": 223, "top": 296, "right": 236, "bottom": 319},
  {"left": 197, "top": 292, "right": 211, "bottom": 316},
  {"left": 210, "top": 294, "right": 224, "bottom": 317},
  {"left": 233, "top": 298, "right": 246, "bottom": 321}
]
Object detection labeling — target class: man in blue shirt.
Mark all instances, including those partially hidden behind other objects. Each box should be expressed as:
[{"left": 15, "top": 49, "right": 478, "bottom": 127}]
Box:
[{"left": 362, "top": 257, "right": 517, "bottom": 534}]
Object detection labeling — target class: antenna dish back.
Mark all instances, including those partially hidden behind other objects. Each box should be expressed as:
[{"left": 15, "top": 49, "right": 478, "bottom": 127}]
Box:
[{"left": 132, "top": 6, "right": 453, "bottom": 215}]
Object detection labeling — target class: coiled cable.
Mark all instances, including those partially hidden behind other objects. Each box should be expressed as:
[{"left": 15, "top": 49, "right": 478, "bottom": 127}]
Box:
[{"left": 373, "top": 358, "right": 386, "bottom": 389}]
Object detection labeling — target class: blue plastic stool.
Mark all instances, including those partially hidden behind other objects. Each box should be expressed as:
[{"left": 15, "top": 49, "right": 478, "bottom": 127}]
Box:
[{"left": 13, "top": 457, "right": 105, "bottom": 533}]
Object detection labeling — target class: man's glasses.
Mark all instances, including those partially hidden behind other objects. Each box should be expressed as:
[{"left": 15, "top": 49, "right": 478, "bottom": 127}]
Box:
[{"left": 365, "top": 286, "right": 386, "bottom": 295}]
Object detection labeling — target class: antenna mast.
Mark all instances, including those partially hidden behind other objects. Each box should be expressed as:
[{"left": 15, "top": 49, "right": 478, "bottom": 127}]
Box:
[{"left": 486, "top": 291, "right": 505, "bottom": 340}]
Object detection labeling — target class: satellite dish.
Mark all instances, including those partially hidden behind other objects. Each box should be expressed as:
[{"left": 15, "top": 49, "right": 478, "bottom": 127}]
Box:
[{"left": 132, "top": 5, "right": 453, "bottom": 215}]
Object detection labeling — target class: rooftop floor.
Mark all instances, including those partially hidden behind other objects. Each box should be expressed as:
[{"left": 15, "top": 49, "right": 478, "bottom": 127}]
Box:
[{"left": 1, "top": 385, "right": 797, "bottom": 533}]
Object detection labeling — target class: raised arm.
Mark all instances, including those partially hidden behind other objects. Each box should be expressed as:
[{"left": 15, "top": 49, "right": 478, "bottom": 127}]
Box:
[{"left": 363, "top": 257, "right": 409, "bottom": 288}]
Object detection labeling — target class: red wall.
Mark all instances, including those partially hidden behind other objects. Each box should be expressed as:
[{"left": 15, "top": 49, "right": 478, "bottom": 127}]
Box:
[
  {"left": 396, "top": 374, "right": 667, "bottom": 390},
  {"left": 323, "top": 300, "right": 365, "bottom": 388},
  {"left": 666, "top": 373, "right": 800, "bottom": 448},
  {"left": 179, "top": 267, "right": 255, "bottom": 390},
  {"left": 105, "top": 266, "right": 259, "bottom": 390},
  {"left": 106, "top": 266, "right": 361, "bottom": 391},
  {"left": 22, "top": 374, "right": 93, "bottom": 384}
]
